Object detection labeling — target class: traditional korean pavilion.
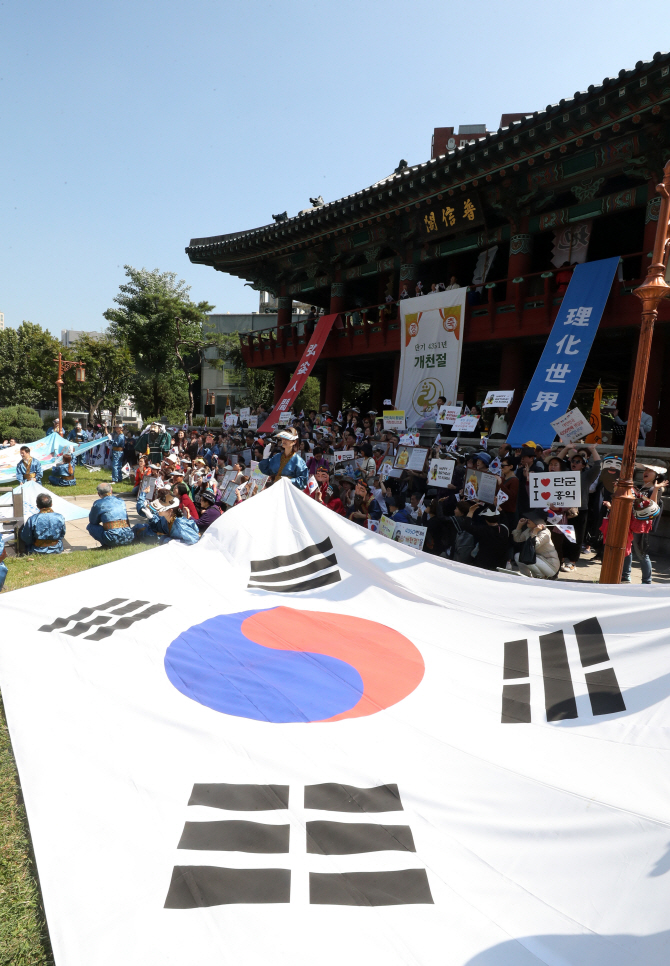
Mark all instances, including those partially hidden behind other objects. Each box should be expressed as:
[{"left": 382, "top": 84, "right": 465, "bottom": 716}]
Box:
[{"left": 187, "top": 52, "right": 670, "bottom": 444}]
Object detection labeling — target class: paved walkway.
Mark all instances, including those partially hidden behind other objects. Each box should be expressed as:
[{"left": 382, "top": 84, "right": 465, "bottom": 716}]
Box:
[
  {"left": 545, "top": 548, "right": 670, "bottom": 586},
  {"left": 60, "top": 492, "right": 141, "bottom": 551}
]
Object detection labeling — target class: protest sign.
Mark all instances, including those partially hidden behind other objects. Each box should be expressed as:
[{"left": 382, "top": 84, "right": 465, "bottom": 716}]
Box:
[
  {"left": 139, "top": 476, "right": 156, "bottom": 502},
  {"left": 399, "top": 432, "right": 420, "bottom": 447},
  {"left": 334, "top": 451, "right": 356, "bottom": 465},
  {"left": 247, "top": 415, "right": 258, "bottom": 430},
  {"left": 239, "top": 407, "right": 250, "bottom": 421},
  {"left": 277, "top": 410, "right": 292, "bottom": 426},
  {"left": 463, "top": 469, "right": 498, "bottom": 504},
  {"left": 529, "top": 472, "right": 581, "bottom": 508},
  {"left": 550, "top": 407, "right": 594, "bottom": 443},
  {"left": 242, "top": 448, "right": 252, "bottom": 464},
  {"left": 436, "top": 405, "right": 462, "bottom": 425},
  {"left": 245, "top": 467, "right": 270, "bottom": 499},
  {"left": 451, "top": 415, "right": 480, "bottom": 432},
  {"left": 428, "top": 459, "right": 455, "bottom": 488},
  {"left": 379, "top": 454, "right": 402, "bottom": 480},
  {"left": 483, "top": 390, "right": 514, "bottom": 408},
  {"left": 393, "top": 522, "right": 427, "bottom": 550},
  {"left": 383, "top": 410, "right": 406, "bottom": 431},
  {"left": 378, "top": 514, "right": 396, "bottom": 539},
  {"left": 395, "top": 446, "right": 428, "bottom": 471},
  {"left": 224, "top": 413, "right": 238, "bottom": 427}
]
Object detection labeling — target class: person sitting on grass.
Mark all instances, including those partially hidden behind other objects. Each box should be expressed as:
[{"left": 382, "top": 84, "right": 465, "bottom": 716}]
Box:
[
  {"left": 87, "top": 482, "right": 134, "bottom": 549},
  {"left": 49, "top": 452, "right": 76, "bottom": 487},
  {"left": 16, "top": 445, "right": 43, "bottom": 484},
  {"left": 20, "top": 493, "right": 66, "bottom": 554},
  {"left": 132, "top": 489, "right": 200, "bottom": 545}
]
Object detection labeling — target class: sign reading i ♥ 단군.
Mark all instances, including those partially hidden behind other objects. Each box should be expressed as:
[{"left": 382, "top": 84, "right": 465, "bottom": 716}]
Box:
[
  {"left": 550, "top": 407, "right": 594, "bottom": 443},
  {"left": 436, "top": 405, "right": 462, "bottom": 425},
  {"left": 529, "top": 472, "right": 581, "bottom": 508},
  {"left": 428, "top": 459, "right": 456, "bottom": 488},
  {"left": 383, "top": 410, "right": 406, "bottom": 431},
  {"left": 483, "top": 390, "right": 514, "bottom": 408}
]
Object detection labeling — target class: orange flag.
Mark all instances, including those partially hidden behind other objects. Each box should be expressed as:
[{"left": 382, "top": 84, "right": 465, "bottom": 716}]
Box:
[{"left": 586, "top": 383, "right": 602, "bottom": 443}]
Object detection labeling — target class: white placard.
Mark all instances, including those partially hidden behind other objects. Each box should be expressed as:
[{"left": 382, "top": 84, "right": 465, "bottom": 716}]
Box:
[
  {"left": 476, "top": 471, "right": 498, "bottom": 505},
  {"left": 242, "top": 449, "right": 252, "bottom": 464},
  {"left": 399, "top": 432, "right": 420, "bottom": 447},
  {"left": 529, "top": 472, "right": 581, "bottom": 508},
  {"left": 436, "top": 405, "right": 462, "bottom": 425},
  {"left": 451, "top": 415, "right": 480, "bottom": 432},
  {"left": 550, "top": 407, "right": 593, "bottom": 443},
  {"left": 277, "top": 411, "right": 292, "bottom": 426},
  {"left": 428, "top": 459, "right": 455, "bottom": 488},
  {"left": 224, "top": 413, "right": 238, "bottom": 427},
  {"left": 382, "top": 410, "right": 406, "bottom": 432},
  {"left": 334, "top": 451, "right": 356, "bottom": 464},
  {"left": 239, "top": 407, "right": 250, "bottom": 420},
  {"left": 378, "top": 514, "right": 396, "bottom": 539},
  {"left": 247, "top": 415, "right": 258, "bottom": 431},
  {"left": 393, "top": 522, "right": 427, "bottom": 550},
  {"left": 394, "top": 446, "right": 428, "bottom": 472},
  {"left": 483, "top": 390, "right": 515, "bottom": 408}
]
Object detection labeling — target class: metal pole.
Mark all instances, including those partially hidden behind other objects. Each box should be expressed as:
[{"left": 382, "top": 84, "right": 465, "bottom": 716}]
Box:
[
  {"left": 56, "top": 353, "right": 64, "bottom": 437},
  {"left": 600, "top": 160, "right": 670, "bottom": 583}
]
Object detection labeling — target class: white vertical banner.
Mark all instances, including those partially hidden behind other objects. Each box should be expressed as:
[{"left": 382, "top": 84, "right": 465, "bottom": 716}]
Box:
[{"left": 396, "top": 289, "right": 467, "bottom": 429}]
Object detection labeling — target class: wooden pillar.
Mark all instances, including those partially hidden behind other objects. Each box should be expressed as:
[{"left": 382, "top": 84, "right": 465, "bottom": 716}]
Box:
[
  {"left": 273, "top": 366, "right": 289, "bottom": 405},
  {"left": 643, "top": 326, "right": 665, "bottom": 445},
  {"left": 329, "top": 282, "right": 346, "bottom": 314},
  {"left": 324, "top": 360, "right": 342, "bottom": 415},
  {"left": 506, "top": 219, "right": 533, "bottom": 301},
  {"left": 277, "top": 294, "right": 292, "bottom": 338},
  {"left": 499, "top": 339, "right": 523, "bottom": 420}
]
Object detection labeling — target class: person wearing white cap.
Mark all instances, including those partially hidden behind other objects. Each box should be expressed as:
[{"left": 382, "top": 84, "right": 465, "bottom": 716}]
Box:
[
  {"left": 258, "top": 427, "right": 309, "bottom": 490},
  {"left": 132, "top": 489, "right": 200, "bottom": 545}
]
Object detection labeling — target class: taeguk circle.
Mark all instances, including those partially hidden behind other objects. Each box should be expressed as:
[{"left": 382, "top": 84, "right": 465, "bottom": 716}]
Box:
[{"left": 164, "top": 606, "right": 425, "bottom": 724}]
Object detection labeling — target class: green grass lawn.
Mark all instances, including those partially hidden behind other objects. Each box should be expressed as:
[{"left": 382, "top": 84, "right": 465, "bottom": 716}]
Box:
[
  {"left": 1, "top": 542, "right": 150, "bottom": 594},
  {"left": 5, "top": 465, "right": 136, "bottom": 498},
  {"left": 0, "top": 694, "right": 54, "bottom": 966}
]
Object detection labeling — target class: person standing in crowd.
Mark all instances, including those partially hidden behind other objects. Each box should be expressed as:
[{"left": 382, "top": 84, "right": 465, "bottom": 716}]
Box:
[
  {"left": 49, "top": 453, "right": 76, "bottom": 487},
  {"left": 498, "top": 457, "right": 519, "bottom": 530},
  {"left": 460, "top": 504, "right": 509, "bottom": 571},
  {"left": 136, "top": 422, "right": 171, "bottom": 464},
  {"left": 554, "top": 442, "right": 601, "bottom": 570},
  {"left": 258, "top": 428, "right": 309, "bottom": 489},
  {"left": 512, "top": 510, "right": 560, "bottom": 579},
  {"left": 489, "top": 408, "right": 509, "bottom": 439},
  {"left": 620, "top": 498, "right": 659, "bottom": 585},
  {"left": 110, "top": 422, "right": 125, "bottom": 483},
  {"left": 197, "top": 488, "right": 222, "bottom": 532},
  {"left": 16, "top": 446, "right": 43, "bottom": 484},
  {"left": 87, "top": 483, "right": 134, "bottom": 548},
  {"left": 68, "top": 421, "right": 88, "bottom": 465},
  {"left": 515, "top": 444, "right": 546, "bottom": 514},
  {"left": 307, "top": 446, "right": 329, "bottom": 476},
  {"left": 20, "top": 493, "right": 67, "bottom": 554}
]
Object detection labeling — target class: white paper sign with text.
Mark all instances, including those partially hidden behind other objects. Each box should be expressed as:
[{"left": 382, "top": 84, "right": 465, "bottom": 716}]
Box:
[
  {"left": 428, "top": 459, "right": 456, "bottom": 488},
  {"left": 530, "top": 472, "right": 581, "bottom": 508}
]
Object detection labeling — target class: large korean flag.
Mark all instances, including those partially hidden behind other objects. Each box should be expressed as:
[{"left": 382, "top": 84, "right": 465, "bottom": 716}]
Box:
[{"left": 1, "top": 480, "right": 670, "bottom": 965}]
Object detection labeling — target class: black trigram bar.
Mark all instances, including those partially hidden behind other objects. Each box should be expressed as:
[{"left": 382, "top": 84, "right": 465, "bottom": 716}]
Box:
[
  {"left": 539, "top": 631, "right": 578, "bottom": 721},
  {"left": 188, "top": 783, "right": 289, "bottom": 811},
  {"left": 250, "top": 537, "right": 333, "bottom": 573},
  {"left": 585, "top": 668, "right": 626, "bottom": 716},
  {"left": 573, "top": 617, "right": 610, "bottom": 667},
  {"left": 248, "top": 553, "right": 337, "bottom": 584},
  {"left": 250, "top": 571, "right": 341, "bottom": 593},
  {"left": 164, "top": 866, "right": 290, "bottom": 907},
  {"left": 503, "top": 639, "right": 529, "bottom": 679},
  {"left": 309, "top": 870, "right": 433, "bottom": 906},
  {"left": 501, "top": 683, "right": 531, "bottom": 724},
  {"left": 178, "top": 821, "right": 289, "bottom": 853},
  {"left": 306, "top": 821, "right": 415, "bottom": 855},
  {"left": 38, "top": 599, "right": 127, "bottom": 632},
  {"left": 85, "top": 603, "right": 170, "bottom": 640},
  {"left": 107, "top": 599, "right": 150, "bottom": 616},
  {"left": 304, "top": 783, "right": 403, "bottom": 812}
]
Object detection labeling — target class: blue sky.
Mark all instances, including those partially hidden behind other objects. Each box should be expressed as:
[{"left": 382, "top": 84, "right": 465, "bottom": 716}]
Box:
[{"left": 1, "top": 0, "right": 664, "bottom": 332}]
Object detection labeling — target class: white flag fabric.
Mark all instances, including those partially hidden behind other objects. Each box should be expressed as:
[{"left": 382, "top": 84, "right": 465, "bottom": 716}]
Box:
[{"left": 1, "top": 479, "right": 670, "bottom": 965}]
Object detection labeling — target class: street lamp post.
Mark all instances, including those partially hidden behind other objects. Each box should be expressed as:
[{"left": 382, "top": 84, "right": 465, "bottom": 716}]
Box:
[
  {"left": 54, "top": 353, "right": 86, "bottom": 437},
  {"left": 600, "top": 160, "right": 670, "bottom": 583}
]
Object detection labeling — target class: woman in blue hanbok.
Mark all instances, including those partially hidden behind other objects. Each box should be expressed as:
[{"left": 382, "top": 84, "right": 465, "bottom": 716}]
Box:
[
  {"left": 48, "top": 453, "right": 76, "bottom": 487},
  {"left": 258, "top": 427, "right": 309, "bottom": 490},
  {"left": 132, "top": 490, "right": 200, "bottom": 545}
]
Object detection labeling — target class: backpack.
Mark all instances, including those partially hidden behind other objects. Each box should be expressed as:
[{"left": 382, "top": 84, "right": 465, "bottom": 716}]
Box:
[{"left": 451, "top": 518, "right": 477, "bottom": 563}]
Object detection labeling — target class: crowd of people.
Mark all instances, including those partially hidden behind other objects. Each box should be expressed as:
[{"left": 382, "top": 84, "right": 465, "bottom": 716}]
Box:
[{"left": 2, "top": 401, "right": 667, "bottom": 592}]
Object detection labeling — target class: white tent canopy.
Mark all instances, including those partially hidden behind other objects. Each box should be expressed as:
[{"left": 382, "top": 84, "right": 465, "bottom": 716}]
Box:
[{"left": 1, "top": 479, "right": 669, "bottom": 965}]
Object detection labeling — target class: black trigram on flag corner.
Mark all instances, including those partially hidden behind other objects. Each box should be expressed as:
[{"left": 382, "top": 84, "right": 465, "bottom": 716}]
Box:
[
  {"left": 247, "top": 536, "right": 341, "bottom": 594},
  {"left": 38, "top": 599, "right": 171, "bottom": 641},
  {"left": 164, "top": 782, "right": 433, "bottom": 908},
  {"left": 501, "top": 616, "right": 626, "bottom": 724}
]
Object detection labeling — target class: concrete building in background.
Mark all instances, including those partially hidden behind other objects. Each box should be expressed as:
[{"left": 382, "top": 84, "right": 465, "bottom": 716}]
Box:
[
  {"left": 61, "top": 329, "right": 105, "bottom": 347},
  {"left": 0, "top": 312, "right": 4, "bottom": 330}
]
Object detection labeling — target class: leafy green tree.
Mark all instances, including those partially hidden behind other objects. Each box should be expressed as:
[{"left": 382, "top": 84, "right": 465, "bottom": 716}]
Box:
[
  {"left": 62, "top": 334, "right": 136, "bottom": 424},
  {"left": 0, "top": 405, "right": 45, "bottom": 443},
  {"left": 218, "top": 334, "right": 274, "bottom": 410},
  {"left": 295, "top": 376, "right": 321, "bottom": 415},
  {"left": 104, "top": 266, "right": 221, "bottom": 423},
  {"left": 0, "top": 323, "right": 61, "bottom": 409}
]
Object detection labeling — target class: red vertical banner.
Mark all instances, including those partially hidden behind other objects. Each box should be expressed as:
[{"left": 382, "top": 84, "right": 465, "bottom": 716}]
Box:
[{"left": 259, "top": 314, "right": 339, "bottom": 433}]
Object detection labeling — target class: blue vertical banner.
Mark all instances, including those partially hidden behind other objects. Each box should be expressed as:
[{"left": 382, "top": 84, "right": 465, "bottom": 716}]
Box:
[{"left": 508, "top": 256, "right": 619, "bottom": 446}]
